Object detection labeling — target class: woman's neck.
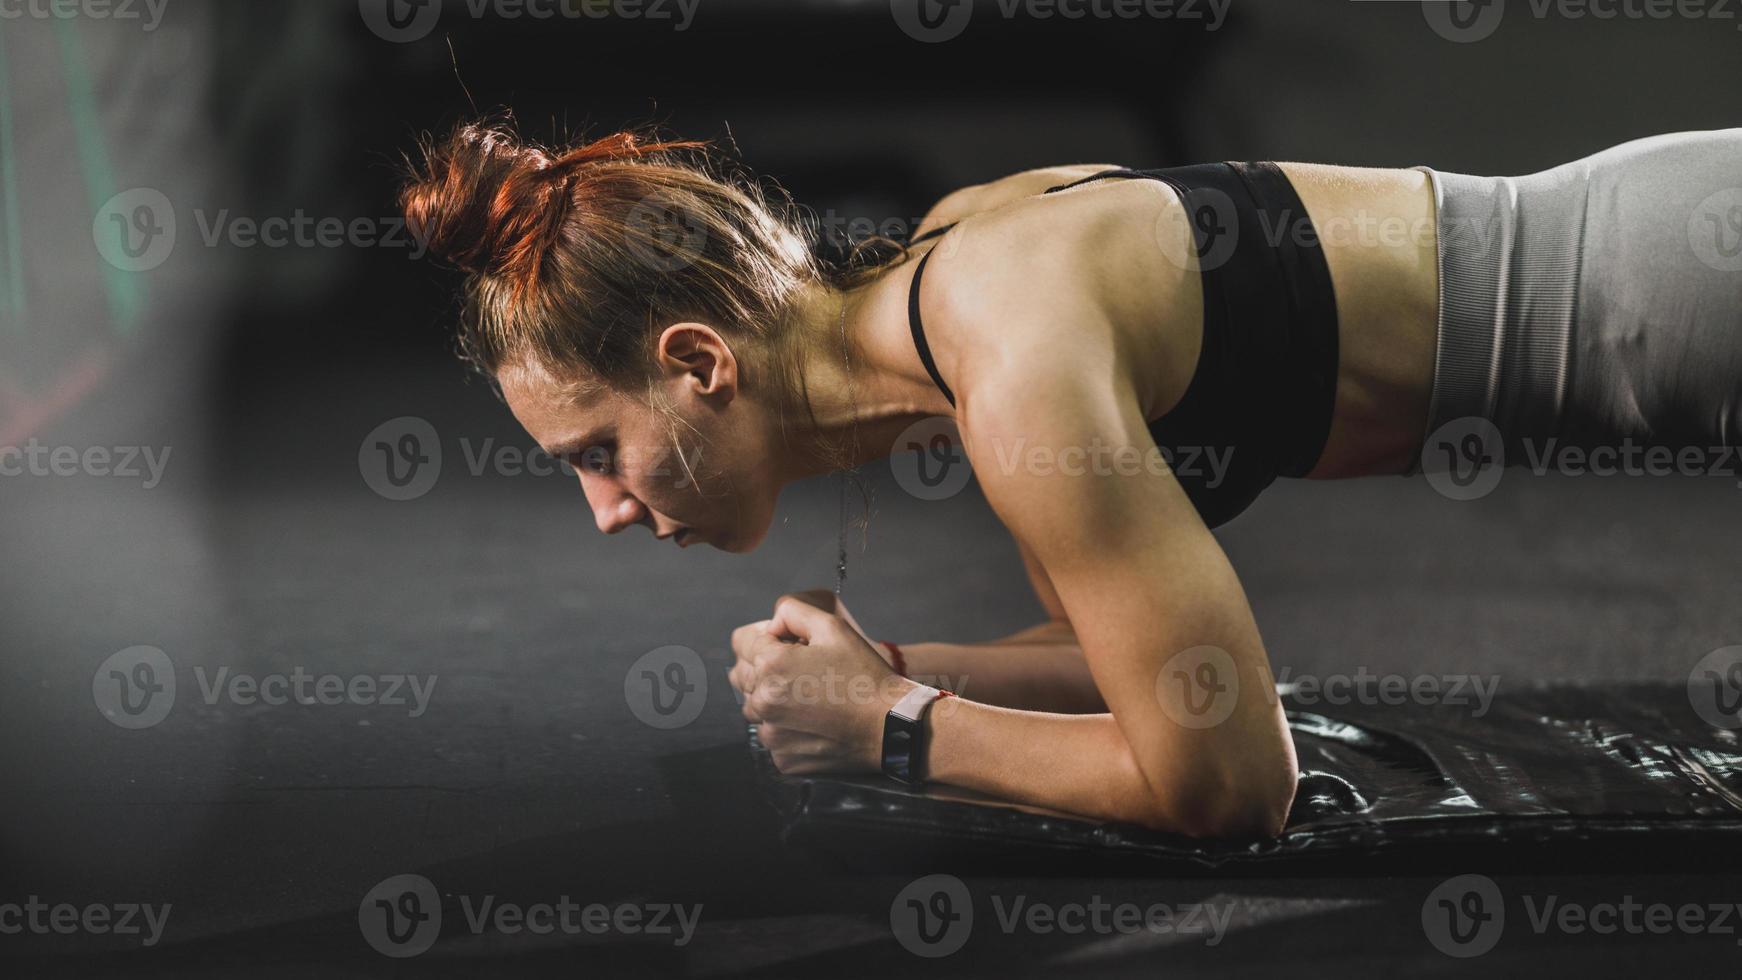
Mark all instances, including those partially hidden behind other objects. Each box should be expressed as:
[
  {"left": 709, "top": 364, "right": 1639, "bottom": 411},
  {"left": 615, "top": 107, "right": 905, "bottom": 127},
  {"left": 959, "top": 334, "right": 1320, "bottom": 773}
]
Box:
[{"left": 778, "top": 278, "right": 956, "bottom": 485}]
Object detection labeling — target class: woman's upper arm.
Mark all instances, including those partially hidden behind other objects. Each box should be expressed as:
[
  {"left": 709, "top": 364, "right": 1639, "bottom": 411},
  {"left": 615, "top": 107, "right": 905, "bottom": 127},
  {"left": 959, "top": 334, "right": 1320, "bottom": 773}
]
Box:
[
  {"left": 961, "top": 366, "right": 1297, "bottom": 834},
  {"left": 1017, "top": 540, "right": 1070, "bottom": 626}
]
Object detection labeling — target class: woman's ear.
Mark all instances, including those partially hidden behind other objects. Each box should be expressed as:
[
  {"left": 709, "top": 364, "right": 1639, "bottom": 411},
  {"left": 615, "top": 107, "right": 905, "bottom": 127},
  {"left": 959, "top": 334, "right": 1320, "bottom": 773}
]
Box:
[{"left": 657, "top": 322, "right": 739, "bottom": 399}]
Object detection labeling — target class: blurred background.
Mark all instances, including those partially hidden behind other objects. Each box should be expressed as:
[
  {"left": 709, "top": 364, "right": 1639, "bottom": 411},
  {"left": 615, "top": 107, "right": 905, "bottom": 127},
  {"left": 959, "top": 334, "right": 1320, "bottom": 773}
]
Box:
[{"left": 2, "top": 0, "right": 1740, "bottom": 975}]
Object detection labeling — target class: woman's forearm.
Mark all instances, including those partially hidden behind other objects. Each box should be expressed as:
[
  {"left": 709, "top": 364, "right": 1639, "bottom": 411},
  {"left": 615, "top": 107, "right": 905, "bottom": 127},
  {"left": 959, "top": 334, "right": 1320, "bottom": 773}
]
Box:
[
  {"left": 917, "top": 695, "right": 1291, "bottom": 837},
  {"left": 922, "top": 699, "right": 1181, "bottom": 830},
  {"left": 896, "top": 632, "right": 1105, "bottom": 714}
]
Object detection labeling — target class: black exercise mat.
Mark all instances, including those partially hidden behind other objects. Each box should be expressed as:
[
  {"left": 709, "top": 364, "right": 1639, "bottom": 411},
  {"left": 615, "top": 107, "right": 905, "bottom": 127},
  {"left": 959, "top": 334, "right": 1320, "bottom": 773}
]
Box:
[{"left": 749, "top": 683, "right": 1742, "bottom": 873}]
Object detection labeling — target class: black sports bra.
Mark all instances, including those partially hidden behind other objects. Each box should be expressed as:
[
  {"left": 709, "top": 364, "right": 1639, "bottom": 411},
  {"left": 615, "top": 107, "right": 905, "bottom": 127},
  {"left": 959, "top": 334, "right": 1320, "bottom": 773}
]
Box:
[{"left": 905, "top": 161, "right": 1341, "bottom": 529}]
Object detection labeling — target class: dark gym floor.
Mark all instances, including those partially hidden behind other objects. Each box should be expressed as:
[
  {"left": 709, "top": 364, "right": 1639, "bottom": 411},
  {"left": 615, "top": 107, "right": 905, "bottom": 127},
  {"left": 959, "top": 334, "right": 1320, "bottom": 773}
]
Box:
[{"left": 4, "top": 352, "right": 1740, "bottom": 977}]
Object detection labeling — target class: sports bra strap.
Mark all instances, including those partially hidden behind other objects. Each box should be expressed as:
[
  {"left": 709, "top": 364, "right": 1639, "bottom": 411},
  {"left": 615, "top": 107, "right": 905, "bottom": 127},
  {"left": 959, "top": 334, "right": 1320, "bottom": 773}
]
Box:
[
  {"left": 1044, "top": 167, "right": 1194, "bottom": 202},
  {"left": 1043, "top": 167, "right": 1171, "bottom": 195},
  {"left": 907, "top": 224, "right": 952, "bottom": 246},
  {"left": 906, "top": 235, "right": 958, "bottom": 407}
]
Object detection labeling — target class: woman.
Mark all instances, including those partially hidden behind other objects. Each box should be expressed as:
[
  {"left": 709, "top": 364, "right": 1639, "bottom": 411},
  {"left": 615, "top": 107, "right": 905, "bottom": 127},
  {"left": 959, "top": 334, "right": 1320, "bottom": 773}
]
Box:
[{"left": 401, "top": 121, "right": 1742, "bottom": 838}]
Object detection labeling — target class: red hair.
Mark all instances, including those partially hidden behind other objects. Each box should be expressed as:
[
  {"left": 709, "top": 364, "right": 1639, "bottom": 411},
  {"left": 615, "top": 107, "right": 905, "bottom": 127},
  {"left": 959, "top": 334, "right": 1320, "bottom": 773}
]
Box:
[{"left": 404, "top": 126, "right": 705, "bottom": 299}]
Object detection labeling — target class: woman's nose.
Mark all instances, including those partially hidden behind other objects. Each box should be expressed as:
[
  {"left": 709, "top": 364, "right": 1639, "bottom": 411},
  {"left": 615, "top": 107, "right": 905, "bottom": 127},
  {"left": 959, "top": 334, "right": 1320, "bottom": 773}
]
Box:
[{"left": 583, "top": 476, "right": 644, "bottom": 535}]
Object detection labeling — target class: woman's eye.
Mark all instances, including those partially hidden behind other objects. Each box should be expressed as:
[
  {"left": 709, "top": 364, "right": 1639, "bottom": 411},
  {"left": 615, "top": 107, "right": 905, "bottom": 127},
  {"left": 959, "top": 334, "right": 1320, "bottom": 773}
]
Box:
[{"left": 579, "top": 446, "right": 613, "bottom": 474}]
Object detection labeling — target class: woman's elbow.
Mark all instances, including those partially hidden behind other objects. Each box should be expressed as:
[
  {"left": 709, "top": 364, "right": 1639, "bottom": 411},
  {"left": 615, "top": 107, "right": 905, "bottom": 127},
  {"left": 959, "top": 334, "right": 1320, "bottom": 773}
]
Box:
[
  {"left": 1193, "top": 778, "right": 1296, "bottom": 839},
  {"left": 1130, "top": 758, "right": 1299, "bottom": 840}
]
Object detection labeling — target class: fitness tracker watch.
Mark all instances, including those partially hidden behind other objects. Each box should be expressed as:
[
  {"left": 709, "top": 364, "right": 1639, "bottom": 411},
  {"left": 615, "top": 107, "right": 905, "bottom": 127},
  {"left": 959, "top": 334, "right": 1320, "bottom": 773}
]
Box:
[{"left": 881, "top": 684, "right": 952, "bottom": 785}]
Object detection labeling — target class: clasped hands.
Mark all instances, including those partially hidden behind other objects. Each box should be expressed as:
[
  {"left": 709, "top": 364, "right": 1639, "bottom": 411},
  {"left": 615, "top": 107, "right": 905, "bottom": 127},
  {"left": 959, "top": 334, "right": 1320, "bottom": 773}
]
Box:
[{"left": 728, "top": 589, "right": 920, "bottom": 774}]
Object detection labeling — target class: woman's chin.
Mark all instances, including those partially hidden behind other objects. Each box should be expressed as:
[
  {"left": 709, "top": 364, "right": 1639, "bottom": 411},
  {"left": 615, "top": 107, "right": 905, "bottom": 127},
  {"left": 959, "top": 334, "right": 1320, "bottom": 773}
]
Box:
[{"left": 714, "top": 521, "right": 771, "bottom": 555}]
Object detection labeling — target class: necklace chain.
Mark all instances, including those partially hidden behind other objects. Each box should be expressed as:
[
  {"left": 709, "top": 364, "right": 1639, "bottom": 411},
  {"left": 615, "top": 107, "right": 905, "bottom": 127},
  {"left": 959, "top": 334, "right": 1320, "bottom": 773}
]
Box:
[{"left": 835, "top": 296, "right": 856, "bottom": 597}]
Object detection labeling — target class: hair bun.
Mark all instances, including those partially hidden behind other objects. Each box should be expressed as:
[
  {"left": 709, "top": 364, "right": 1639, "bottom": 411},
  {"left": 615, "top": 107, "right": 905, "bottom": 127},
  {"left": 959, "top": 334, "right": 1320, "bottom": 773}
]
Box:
[{"left": 401, "top": 118, "right": 704, "bottom": 280}]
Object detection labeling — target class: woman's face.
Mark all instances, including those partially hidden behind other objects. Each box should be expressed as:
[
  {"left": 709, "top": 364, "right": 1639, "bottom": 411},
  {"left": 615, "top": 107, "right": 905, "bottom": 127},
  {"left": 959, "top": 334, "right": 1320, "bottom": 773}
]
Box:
[{"left": 496, "top": 332, "right": 785, "bottom": 554}]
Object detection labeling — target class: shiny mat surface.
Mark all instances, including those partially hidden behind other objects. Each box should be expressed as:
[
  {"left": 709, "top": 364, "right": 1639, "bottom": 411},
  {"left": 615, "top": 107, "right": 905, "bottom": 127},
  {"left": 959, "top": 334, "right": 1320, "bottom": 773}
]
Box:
[{"left": 753, "top": 684, "right": 1742, "bottom": 871}]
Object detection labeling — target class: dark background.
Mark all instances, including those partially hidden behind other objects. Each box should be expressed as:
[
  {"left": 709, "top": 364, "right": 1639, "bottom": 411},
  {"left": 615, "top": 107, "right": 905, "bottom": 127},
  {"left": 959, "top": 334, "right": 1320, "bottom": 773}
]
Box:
[{"left": 2, "top": 0, "right": 1740, "bottom": 975}]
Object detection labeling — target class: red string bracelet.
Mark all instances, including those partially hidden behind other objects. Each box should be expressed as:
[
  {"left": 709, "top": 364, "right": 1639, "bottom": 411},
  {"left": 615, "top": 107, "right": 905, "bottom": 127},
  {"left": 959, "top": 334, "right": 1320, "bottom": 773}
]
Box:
[{"left": 880, "top": 641, "right": 907, "bottom": 678}]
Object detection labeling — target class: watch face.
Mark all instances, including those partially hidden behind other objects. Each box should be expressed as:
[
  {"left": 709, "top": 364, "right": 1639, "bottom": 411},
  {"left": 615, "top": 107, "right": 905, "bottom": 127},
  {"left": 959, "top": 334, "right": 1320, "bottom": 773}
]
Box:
[{"left": 883, "top": 713, "right": 924, "bottom": 784}]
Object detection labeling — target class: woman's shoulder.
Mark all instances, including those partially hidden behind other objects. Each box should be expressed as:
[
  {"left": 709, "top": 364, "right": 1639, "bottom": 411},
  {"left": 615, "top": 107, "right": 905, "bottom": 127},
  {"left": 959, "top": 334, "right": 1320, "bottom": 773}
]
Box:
[
  {"left": 905, "top": 180, "right": 1199, "bottom": 424},
  {"left": 913, "top": 163, "right": 1129, "bottom": 238}
]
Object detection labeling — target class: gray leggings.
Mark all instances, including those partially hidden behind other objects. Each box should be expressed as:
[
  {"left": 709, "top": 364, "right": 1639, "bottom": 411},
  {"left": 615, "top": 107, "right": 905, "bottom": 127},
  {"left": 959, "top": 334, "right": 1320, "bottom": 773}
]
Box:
[{"left": 1413, "top": 129, "right": 1742, "bottom": 469}]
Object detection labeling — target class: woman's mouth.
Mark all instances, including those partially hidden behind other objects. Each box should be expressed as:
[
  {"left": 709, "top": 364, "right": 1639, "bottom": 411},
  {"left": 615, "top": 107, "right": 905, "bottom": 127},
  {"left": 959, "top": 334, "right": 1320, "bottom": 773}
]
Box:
[{"left": 675, "top": 528, "right": 692, "bottom": 548}]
